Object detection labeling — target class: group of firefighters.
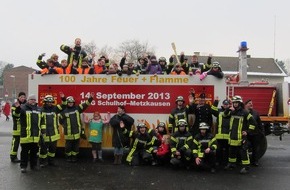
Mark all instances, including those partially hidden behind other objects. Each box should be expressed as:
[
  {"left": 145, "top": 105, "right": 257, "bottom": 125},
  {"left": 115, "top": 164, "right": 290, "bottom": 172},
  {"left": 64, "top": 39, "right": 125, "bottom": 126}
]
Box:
[
  {"left": 9, "top": 86, "right": 262, "bottom": 175},
  {"left": 9, "top": 38, "right": 263, "bottom": 175},
  {"left": 114, "top": 90, "right": 262, "bottom": 175}
]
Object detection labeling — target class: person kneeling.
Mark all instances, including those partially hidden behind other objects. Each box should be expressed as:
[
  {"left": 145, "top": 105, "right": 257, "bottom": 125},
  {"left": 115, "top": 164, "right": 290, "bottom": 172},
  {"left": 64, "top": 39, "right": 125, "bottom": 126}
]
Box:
[{"left": 192, "top": 122, "right": 217, "bottom": 173}]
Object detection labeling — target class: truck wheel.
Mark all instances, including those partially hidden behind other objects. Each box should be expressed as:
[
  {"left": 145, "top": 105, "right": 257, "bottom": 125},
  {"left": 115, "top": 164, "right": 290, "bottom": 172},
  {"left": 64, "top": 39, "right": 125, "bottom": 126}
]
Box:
[{"left": 256, "top": 135, "right": 267, "bottom": 159}]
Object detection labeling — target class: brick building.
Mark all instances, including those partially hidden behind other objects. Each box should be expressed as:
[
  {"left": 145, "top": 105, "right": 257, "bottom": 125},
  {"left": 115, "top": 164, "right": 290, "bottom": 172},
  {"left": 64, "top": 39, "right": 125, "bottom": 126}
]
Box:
[{"left": 1, "top": 66, "right": 35, "bottom": 102}]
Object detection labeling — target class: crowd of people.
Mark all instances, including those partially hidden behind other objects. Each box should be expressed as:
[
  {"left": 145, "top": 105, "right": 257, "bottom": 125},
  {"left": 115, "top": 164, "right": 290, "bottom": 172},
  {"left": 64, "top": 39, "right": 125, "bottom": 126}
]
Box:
[
  {"left": 9, "top": 38, "right": 263, "bottom": 175},
  {"left": 33, "top": 38, "right": 224, "bottom": 81}
]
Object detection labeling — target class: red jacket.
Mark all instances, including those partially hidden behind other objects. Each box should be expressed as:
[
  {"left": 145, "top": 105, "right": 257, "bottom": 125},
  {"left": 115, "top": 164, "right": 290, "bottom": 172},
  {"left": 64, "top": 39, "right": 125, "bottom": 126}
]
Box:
[
  {"left": 156, "top": 143, "right": 170, "bottom": 157},
  {"left": 3, "top": 103, "right": 11, "bottom": 116}
]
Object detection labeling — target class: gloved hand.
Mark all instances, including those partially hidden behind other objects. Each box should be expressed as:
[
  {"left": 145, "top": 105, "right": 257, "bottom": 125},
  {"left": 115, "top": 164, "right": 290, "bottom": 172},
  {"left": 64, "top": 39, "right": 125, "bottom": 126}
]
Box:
[{"left": 80, "top": 128, "right": 87, "bottom": 140}]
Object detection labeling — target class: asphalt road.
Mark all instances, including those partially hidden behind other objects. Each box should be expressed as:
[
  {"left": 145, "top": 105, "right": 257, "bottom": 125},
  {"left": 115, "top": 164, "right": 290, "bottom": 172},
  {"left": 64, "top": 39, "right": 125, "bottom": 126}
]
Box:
[{"left": 1, "top": 116, "right": 290, "bottom": 190}]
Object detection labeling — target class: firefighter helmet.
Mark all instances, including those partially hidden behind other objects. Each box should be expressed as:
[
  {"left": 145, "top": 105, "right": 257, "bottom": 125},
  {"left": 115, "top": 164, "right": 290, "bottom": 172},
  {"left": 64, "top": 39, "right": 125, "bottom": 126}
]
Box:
[
  {"left": 175, "top": 96, "right": 185, "bottom": 103},
  {"left": 158, "top": 57, "right": 167, "bottom": 62},
  {"left": 137, "top": 123, "right": 147, "bottom": 129},
  {"left": 232, "top": 95, "right": 243, "bottom": 103},
  {"left": 66, "top": 96, "right": 75, "bottom": 103},
  {"left": 177, "top": 119, "right": 187, "bottom": 127},
  {"left": 157, "top": 122, "right": 166, "bottom": 128},
  {"left": 44, "top": 95, "right": 54, "bottom": 103},
  {"left": 212, "top": 61, "right": 220, "bottom": 68},
  {"left": 199, "top": 122, "right": 210, "bottom": 130}
]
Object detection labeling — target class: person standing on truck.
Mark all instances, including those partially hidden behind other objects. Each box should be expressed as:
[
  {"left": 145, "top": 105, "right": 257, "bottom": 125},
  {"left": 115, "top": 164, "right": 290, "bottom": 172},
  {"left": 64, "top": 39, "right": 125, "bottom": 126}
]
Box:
[
  {"left": 73, "top": 58, "right": 95, "bottom": 74},
  {"left": 59, "top": 93, "right": 94, "bottom": 163},
  {"left": 83, "top": 111, "right": 110, "bottom": 163},
  {"left": 59, "top": 59, "right": 72, "bottom": 74},
  {"left": 188, "top": 54, "right": 202, "bottom": 76},
  {"left": 39, "top": 94, "right": 66, "bottom": 167},
  {"left": 10, "top": 92, "right": 26, "bottom": 163},
  {"left": 224, "top": 95, "right": 256, "bottom": 174},
  {"left": 211, "top": 97, "right": 231, "bottom": 167},
  {"left": 146, "top": 55, "right": 163, "bottom": 75},
  {"left": 244, "top": 99, "right": 263, "bottom": 167},
  {"left": 60, "top": 38, "right": 87, "bottom": 68},
  {"left": 168, "top": 95, "right": 194, "bottom": 134},
  {"left": 40, "top": 58, "right": 62, "bottom": 75},
  {"left": 200, "top": 62, "right": 224, "bottom": 81},
  {"left": 15, "top": 94, "right": 42, "bottom": 173},
  {"left": 109, "top": 104, "right": 134, "bottom": 165}
]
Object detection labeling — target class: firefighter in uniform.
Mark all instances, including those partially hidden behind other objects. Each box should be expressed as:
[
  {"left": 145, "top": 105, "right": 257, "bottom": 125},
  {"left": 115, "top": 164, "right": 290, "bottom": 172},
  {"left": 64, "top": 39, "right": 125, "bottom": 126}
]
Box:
[
  {"left": 60, "top": 38, "right": 87, "bottom": 68},
  {"left": 224, "top": 95, "right": 256, "bottom": 174},
  {"left": 211, "top": 97, "right": 231, "bottom": 167},
  {"left": 168, "top": 96, "right": 194, "bottom": 134},
  {"left": 39, "top": 94, "right": 66, "bottom": 167},
  {"left": 10, "top": 92, "right": 26, "bottom": 163},
  {"left": 59, "top": 93, "right": 94, "bottom": 162},
  {"left": 170, "top": 119, "right": 192, "bottom": 169},
  {"left": 244, "top": 99, "right": 264, "bottom": 166},
  {"left": 192, "top": 122, "right": 217, "bottom": 173},
  {"left": 122, "top": 123, "right": 154, "bottom": 166},
  {"left": 15, "top": 94, "right": 42, "bottom": 173},
  {"left": 190, "top": 91, "right": 213, "bottom": 137}
]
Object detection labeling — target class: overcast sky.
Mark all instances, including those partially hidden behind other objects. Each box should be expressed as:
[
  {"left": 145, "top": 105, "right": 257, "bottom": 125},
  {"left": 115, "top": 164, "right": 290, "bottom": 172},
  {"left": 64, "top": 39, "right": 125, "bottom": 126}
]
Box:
[{"left": 1, "top": 0, "right": 290, "bottom": 69}]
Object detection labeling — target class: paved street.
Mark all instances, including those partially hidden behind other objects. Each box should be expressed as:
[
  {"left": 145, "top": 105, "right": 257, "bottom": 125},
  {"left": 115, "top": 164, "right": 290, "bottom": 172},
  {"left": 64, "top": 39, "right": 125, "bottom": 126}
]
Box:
[{"left": 1, "top": 115, "right": 290, "bottom": 190}]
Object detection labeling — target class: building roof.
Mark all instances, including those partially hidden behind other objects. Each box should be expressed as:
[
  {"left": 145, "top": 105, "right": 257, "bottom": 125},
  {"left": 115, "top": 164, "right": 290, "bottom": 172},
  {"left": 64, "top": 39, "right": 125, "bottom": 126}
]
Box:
[{"left": 183, "top": 55, "right": 287, "bottom": 77}]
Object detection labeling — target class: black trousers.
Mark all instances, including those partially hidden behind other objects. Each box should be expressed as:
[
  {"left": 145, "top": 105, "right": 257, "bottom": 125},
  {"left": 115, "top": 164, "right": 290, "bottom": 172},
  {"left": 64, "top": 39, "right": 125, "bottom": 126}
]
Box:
[
  {"left": 247, "top": 134, "right": 263, "bottom": 163},
  {"left": 10, "top": 135, "right": 20, "bottom": 158},
  {"left": 228, "top": 145, "right": 250, "bottom": 166},
  {"left": 65, "top": 139, "right": 80, "bottom": 157},
  {"left": 39, "top": 141, "right": 57, "bottom": 158},
  {"left": 216, "top": 139, "right": 229, "bottom": 166},
  {"left": 20, "top": 143, "right": 39, "bottom": 169}
]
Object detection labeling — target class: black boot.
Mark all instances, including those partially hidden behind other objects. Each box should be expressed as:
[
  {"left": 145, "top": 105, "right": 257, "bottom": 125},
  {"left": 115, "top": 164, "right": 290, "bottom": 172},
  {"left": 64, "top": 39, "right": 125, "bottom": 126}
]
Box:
[
  {"left": 39, "top": 158, "right": 48, "bottom": 168},
  {"left": 11, "top": 156, "right": 21, "bottom": 163},
  {"left": 48, "top": 157, "right": 56, "bottom": 166}
]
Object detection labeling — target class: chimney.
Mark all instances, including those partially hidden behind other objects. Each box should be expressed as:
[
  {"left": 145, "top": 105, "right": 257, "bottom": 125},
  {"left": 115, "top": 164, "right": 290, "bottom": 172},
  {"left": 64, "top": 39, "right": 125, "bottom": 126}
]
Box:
[
  {"left": 237, "top": 41, "right": 249, "bottom": 85},
  {"left": 194, "top": 52, "right": 200, "bottom": 56}
]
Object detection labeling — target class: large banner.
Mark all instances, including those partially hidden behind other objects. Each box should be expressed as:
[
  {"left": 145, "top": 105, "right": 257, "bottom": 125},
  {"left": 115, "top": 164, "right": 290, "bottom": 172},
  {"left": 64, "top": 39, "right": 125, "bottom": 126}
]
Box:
[{"left": 38, "top": 84, "right": 214, "bottom": 114}]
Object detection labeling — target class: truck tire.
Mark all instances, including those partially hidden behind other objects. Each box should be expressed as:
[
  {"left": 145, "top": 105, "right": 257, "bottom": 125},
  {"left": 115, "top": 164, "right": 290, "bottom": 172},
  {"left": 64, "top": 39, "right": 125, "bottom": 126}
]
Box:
[{"left": 256, "top": 135, "right": 267, "bottom": 159}]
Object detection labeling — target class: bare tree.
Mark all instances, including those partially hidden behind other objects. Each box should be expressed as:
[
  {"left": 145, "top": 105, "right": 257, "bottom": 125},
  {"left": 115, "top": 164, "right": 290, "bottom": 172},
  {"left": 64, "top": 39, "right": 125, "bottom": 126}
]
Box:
[
  {"left": 117, "top": 39, "right": 155, "bottom": 62},
  {"left": 99, "top": 45, "right": 115, "bottom": 58},
  {"left": 83, "top": 41, "right": 99, "bottom": 56}
]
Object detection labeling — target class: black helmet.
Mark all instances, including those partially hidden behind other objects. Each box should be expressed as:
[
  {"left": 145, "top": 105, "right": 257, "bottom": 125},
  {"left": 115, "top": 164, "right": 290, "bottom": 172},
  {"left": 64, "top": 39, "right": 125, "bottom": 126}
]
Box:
[
  {"left": 66, "top": 96, "right": 75, "bottom": 103},
  {"left": 175, "top": 96, "right": 185, "bottom": 103},
  {"left": 177, "top": 119, "right": 187, "bottom": 127},
  {"left": 44, "top": 95, "right": 54, "bottom": 103},
  {"left": 199, "top": 122, "right": 209, "bottom": 130}
]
